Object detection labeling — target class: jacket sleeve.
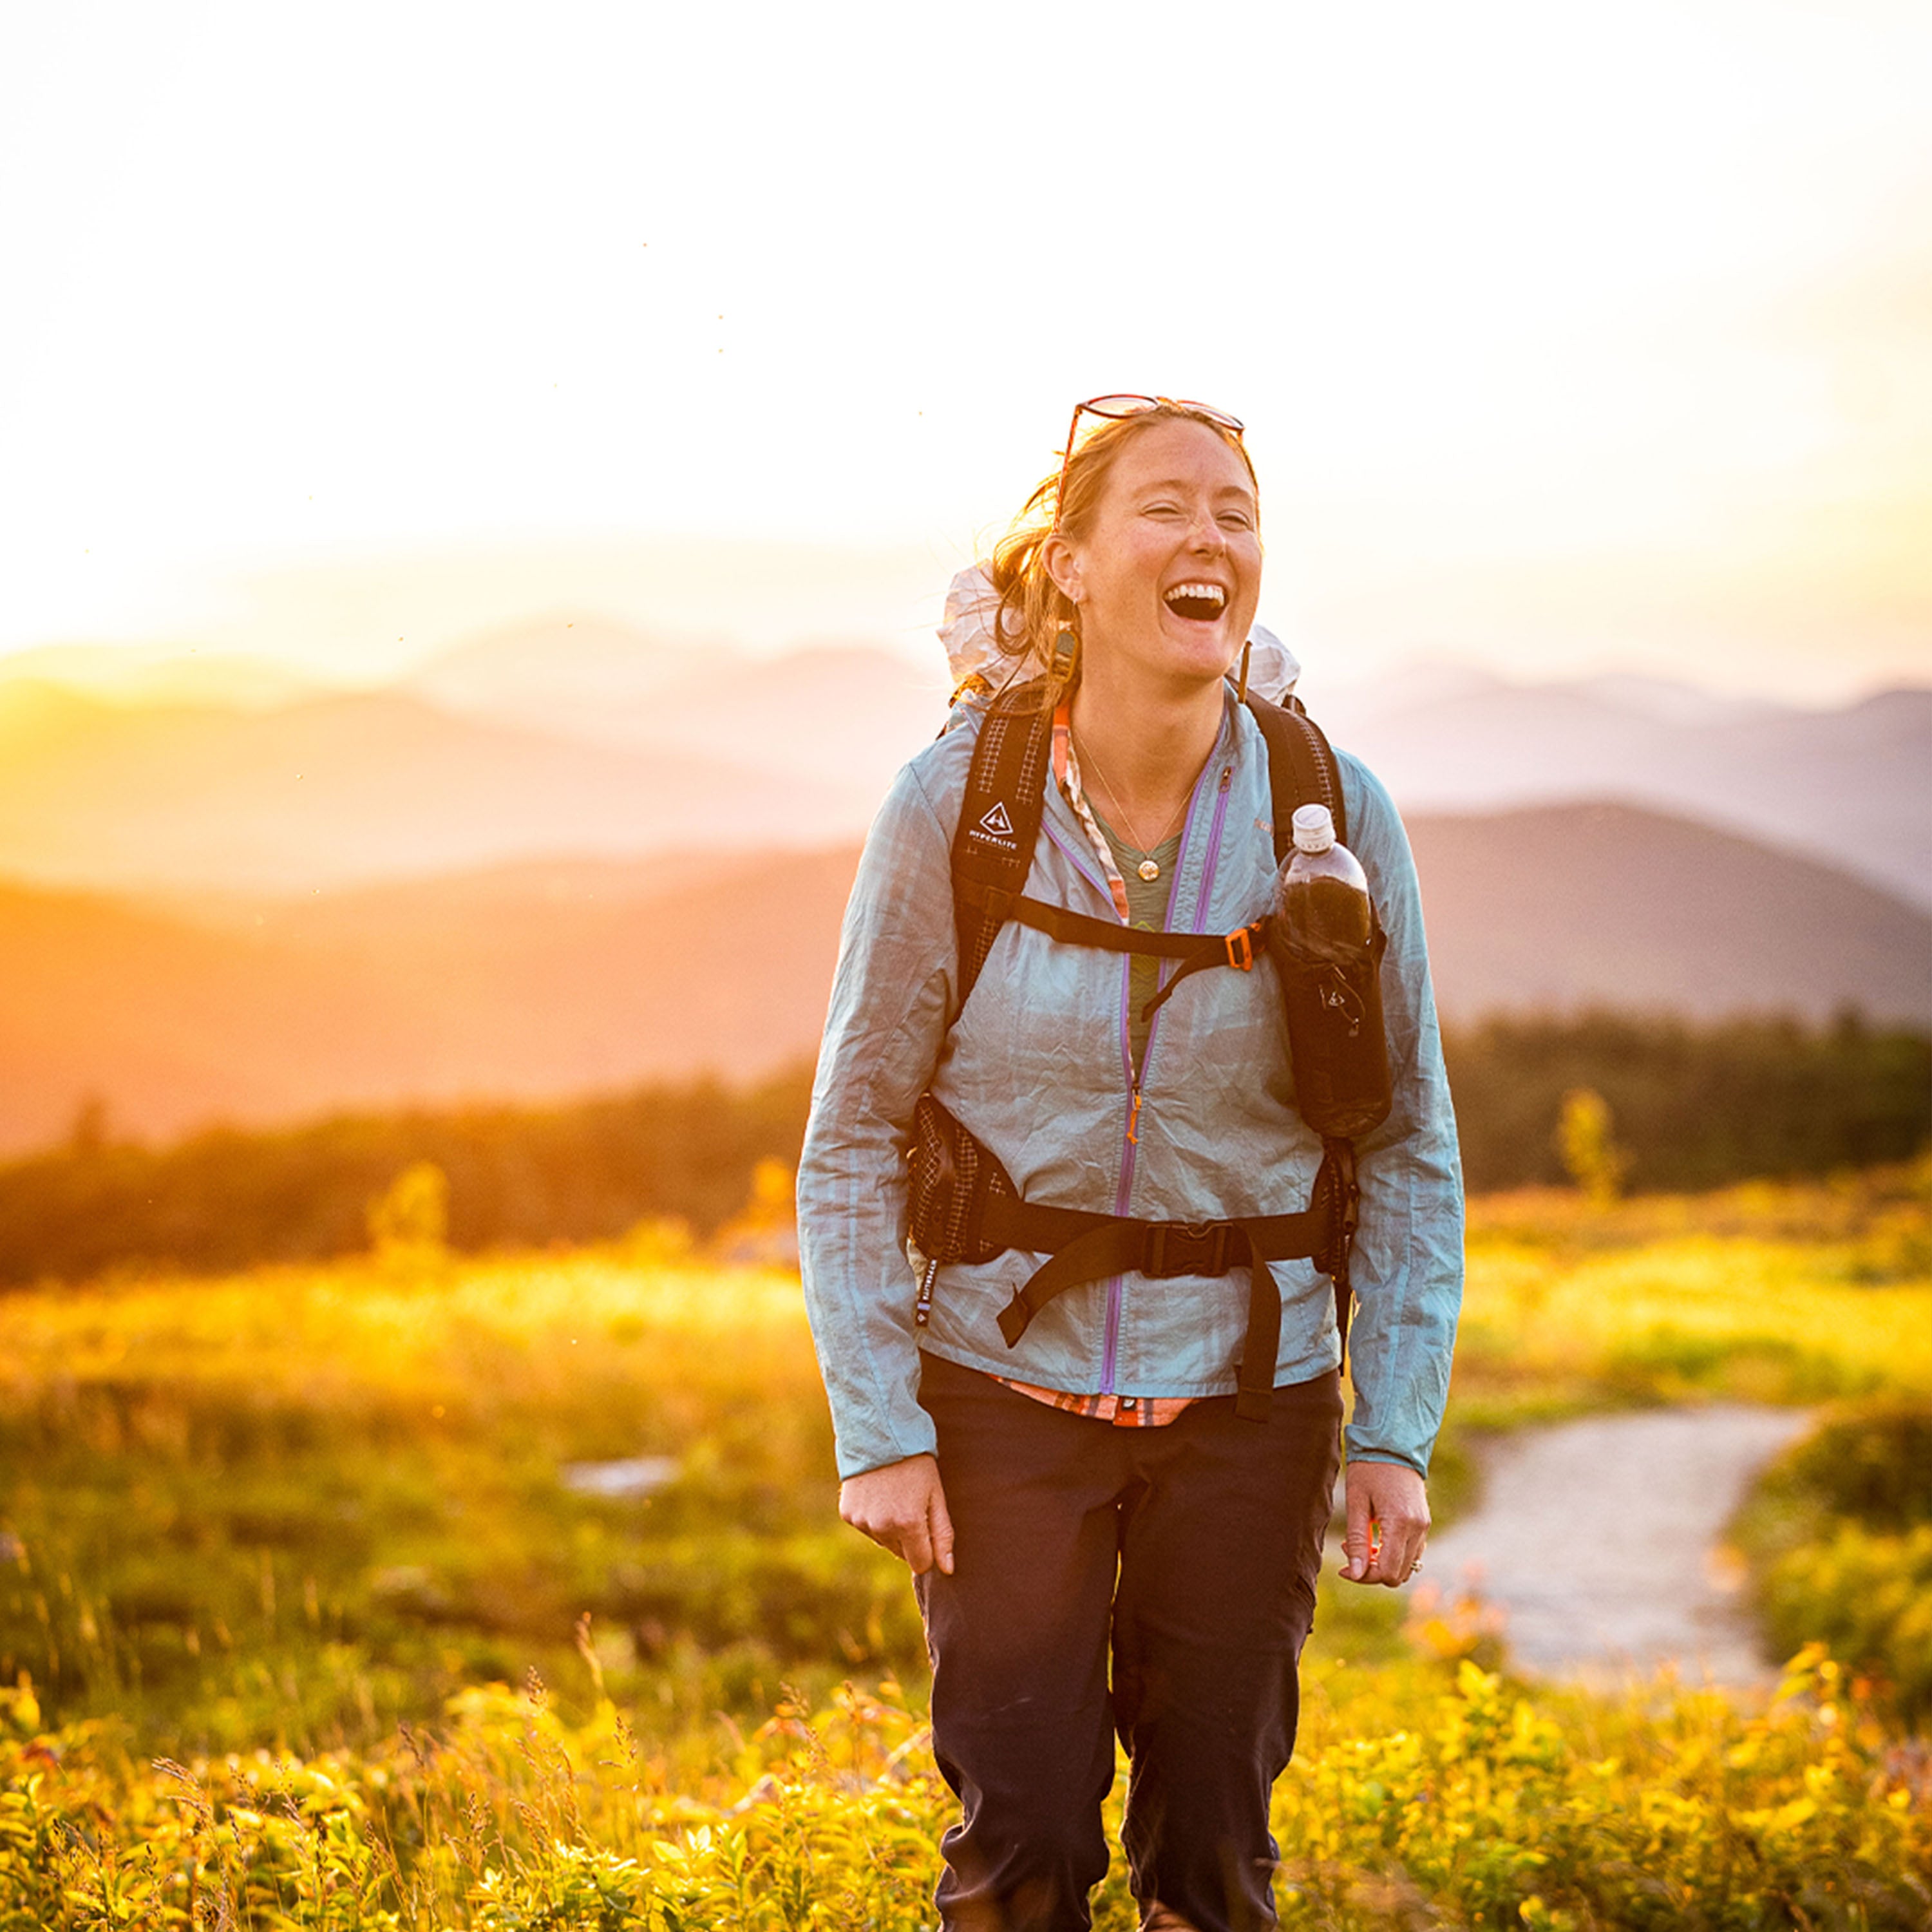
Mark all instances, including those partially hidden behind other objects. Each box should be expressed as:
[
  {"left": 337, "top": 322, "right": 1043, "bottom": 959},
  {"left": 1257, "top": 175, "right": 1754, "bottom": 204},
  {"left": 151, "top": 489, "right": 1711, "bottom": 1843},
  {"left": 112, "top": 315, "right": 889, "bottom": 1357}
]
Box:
[
  {"left": 796, "top": 748, "right": 962, "bottom": 1480},
  {"left": 1334, "top": 752, "right": 1464, "bottom": 1477}
]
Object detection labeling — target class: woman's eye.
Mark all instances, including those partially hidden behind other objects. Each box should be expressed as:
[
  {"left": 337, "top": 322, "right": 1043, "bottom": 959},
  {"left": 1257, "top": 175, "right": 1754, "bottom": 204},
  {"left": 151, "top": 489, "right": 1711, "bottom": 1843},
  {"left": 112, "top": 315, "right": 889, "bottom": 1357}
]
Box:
[{"left": 1219, "top": 511, "right": 1255, "bottom": 531}]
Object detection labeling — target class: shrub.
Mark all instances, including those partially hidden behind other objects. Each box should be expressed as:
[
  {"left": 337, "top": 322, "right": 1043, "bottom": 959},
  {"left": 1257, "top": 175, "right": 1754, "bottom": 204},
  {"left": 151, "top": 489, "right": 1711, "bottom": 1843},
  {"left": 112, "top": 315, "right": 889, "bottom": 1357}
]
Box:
[
  {"left": 1736, "top": 1397, "right": 1932, "bottom": 1725},
  {"left": 2, "top": 1658, "right": 1926, "bottom": 1930}
]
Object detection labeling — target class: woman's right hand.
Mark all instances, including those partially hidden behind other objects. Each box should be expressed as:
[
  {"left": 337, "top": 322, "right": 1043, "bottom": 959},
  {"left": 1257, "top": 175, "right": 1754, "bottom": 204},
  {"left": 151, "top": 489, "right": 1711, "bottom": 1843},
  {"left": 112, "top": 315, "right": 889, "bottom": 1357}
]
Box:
[{"left": 839, "top": 1454, "right": 956, "bottom": 1576}]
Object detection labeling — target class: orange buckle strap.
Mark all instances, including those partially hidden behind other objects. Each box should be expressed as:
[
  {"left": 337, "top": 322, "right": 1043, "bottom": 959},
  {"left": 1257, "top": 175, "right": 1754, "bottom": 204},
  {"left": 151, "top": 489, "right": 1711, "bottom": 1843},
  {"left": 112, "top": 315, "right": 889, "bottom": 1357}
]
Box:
[{"left": 1224, "top": 924, "right": 1258, "bottom": 972}]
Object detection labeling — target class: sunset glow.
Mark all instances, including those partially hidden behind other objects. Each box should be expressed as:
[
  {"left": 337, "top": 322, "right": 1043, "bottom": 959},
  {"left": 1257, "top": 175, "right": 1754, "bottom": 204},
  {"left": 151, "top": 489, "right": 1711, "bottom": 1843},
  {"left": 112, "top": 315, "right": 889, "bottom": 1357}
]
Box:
[{"left": 3, "top": 0, "right": 1927, "bottom": 700}]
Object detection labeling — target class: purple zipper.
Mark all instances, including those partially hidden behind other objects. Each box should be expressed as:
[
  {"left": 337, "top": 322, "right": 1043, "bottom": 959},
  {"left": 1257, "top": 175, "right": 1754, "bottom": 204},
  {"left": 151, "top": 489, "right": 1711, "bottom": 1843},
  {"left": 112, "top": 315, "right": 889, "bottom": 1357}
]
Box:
[
  {"left": 1191, "top": 768, "right": 1238, "bottom": 936},
  {"left": 1039, "top": 808, "right": 1141, "bottom": 1392},
  {"left": 1100, "top": 758, "right": 1237, "bottom": 1393}
]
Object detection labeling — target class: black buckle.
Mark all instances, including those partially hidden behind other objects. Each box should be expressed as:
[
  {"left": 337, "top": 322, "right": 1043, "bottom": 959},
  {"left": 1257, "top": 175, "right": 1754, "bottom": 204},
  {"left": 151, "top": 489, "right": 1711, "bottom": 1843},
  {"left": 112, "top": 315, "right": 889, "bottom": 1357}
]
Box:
[{"left": 1142, "top": 1220, "right": 1233, "bottom": 1278}]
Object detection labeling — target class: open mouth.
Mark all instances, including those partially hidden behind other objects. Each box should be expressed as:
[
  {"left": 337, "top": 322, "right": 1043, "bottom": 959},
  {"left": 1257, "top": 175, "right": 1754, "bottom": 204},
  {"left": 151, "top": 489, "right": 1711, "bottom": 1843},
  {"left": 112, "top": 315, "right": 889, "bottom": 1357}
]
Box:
[{"left": 1163, "top": 582, "right": 1227, "bottom": 622}]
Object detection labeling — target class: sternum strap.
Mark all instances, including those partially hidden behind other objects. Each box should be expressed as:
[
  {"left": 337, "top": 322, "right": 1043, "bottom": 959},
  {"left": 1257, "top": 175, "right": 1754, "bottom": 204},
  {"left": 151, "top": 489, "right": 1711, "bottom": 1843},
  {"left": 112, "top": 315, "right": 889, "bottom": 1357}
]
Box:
[{"left": 961, "top": 882, "right": 1269, "bottom": 1019}]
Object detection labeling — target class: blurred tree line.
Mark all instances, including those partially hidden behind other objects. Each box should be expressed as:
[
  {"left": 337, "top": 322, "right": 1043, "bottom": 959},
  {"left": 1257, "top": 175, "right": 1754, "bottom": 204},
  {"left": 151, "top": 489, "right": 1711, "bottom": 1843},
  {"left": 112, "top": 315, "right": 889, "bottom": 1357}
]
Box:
[
  {"left": 1448, "top": 1010, "right": 1929, "bottom": 1193},
  {"left": 0, "top": 1012, "right": 1925, "bottom": 1287},
  {"left": 0, "top": 1070, "right": 815, "bottom": 1287}
]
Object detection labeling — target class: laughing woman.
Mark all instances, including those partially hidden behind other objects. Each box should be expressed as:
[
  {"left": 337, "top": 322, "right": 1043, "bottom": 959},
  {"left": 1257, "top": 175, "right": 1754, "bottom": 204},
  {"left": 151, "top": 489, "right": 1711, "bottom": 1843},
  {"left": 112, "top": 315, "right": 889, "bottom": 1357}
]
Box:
[{"left": 798, "top": 397, "right": 1463, "bottom": 1932}]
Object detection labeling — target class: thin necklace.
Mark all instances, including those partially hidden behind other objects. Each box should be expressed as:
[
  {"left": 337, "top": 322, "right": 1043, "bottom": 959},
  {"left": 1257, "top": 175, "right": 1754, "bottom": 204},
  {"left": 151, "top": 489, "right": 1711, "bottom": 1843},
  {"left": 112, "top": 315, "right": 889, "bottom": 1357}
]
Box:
[{"left": 1074, "top": 734, "right": 1188, "bottom": 881}]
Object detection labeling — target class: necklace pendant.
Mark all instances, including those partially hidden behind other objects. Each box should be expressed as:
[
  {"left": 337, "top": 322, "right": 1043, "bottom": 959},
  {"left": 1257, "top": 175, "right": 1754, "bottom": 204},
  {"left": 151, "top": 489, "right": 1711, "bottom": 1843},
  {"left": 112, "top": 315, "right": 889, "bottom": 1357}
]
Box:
[{"left": 1137, "top": 858, "right": 1161, "bottom": 882}]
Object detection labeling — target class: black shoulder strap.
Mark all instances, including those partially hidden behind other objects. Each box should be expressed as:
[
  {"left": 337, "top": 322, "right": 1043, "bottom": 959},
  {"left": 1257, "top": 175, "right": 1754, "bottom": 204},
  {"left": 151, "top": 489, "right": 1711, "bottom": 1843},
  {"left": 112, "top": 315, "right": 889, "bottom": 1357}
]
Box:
[
  {"left": 1243, "top": 691, "right": 1346, "bottom": 857},
  {"left": 949, "top": 680, "right": 1347, "bottom": 1012},
  {"left": 951, "top": 679, "right": 1053, "bottom": 1010}
]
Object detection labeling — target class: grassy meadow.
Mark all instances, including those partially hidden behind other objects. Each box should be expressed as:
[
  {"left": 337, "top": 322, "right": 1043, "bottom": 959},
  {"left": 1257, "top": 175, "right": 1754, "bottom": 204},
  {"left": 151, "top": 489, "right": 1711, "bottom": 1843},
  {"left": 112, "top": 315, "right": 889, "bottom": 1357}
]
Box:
[{"left": 1, "top": 1160, "right": 1927, "bottom": 1926}]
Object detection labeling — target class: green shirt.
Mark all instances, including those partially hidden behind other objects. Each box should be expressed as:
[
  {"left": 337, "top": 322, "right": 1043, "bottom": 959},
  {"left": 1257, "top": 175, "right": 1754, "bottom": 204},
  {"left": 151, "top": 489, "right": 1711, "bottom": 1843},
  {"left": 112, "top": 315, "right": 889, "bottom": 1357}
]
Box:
[{"left": 1091, "top": 808, "right": 1180, "bottom": 1074}]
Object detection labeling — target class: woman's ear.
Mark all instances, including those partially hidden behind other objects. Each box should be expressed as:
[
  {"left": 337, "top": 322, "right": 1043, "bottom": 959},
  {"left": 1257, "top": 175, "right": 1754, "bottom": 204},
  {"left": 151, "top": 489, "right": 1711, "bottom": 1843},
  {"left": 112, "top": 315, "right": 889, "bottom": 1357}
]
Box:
[{"left": 1042, "top": 530, "right": 1083, "bottom": 607}]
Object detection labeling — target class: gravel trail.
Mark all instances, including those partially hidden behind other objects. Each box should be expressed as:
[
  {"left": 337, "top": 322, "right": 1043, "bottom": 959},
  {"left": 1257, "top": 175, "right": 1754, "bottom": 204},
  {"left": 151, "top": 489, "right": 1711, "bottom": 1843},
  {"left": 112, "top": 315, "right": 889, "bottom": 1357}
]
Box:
[{"left": 1419, "top": 1405, "right": 1816, "bottom": 1689}]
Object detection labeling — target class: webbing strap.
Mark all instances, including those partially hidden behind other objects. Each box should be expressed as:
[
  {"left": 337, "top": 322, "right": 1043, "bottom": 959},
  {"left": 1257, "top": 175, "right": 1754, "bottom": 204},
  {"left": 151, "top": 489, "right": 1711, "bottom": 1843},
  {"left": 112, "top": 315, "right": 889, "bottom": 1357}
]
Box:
[
  {"left": 1321, "top": 1137, "right": 1360, "bottom": 1357},
  {"left": 1135, "top": 918, "right": 1270, "bottom": 1023},
  {"left": 982, "top": 1184, "right": 1336, "bottom": 1425},
  {"left": 980, "top": 1193, "right": 1329, "bottom": 1298},
  {"left": 961, "top": 880, "right": 1268, "bottom": 981},
  {"left": 965, "top": 884, "right": 1200, "bottom": 956},
  {"left": 1246, "top": 693, "right": 1348, "bottom": 848}
]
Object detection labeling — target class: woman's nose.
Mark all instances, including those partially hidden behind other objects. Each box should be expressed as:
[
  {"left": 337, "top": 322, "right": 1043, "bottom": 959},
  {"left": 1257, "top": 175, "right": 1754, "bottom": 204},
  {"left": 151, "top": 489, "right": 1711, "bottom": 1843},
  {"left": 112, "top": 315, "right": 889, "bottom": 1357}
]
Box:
[{"left": 1188, "top": 507, "right": 1226, "bottom": 553}]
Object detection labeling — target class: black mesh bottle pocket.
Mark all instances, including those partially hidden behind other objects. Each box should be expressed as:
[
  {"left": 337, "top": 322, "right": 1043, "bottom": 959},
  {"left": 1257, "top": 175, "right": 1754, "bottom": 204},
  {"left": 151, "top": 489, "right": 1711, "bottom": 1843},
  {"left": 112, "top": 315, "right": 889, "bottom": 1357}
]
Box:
[
  {"left": 1269, "top": 914, "right": 1394, "bottom": 1141},
  {"left": 908, "top": 1094, "right": 1017, "bottom": 1265}
]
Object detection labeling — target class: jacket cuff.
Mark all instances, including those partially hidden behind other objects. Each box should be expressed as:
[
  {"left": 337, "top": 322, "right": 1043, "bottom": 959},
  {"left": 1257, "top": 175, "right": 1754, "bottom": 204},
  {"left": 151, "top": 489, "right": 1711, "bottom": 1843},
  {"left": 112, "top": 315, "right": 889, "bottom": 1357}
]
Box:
[
  {"left": 834, "top": 1405, "right": 940, "bottom": 1483},
  {"left": 1342, "top": 1433, "right": 1431, "bottom": 1480}
]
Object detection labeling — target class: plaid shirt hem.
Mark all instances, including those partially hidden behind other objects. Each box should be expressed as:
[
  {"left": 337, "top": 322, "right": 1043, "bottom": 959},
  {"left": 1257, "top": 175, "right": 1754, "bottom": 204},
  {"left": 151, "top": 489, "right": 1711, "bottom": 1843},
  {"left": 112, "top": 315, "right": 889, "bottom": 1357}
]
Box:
[{"left": 992, "top": 1375, "right": 1197, "bottom": 1426}]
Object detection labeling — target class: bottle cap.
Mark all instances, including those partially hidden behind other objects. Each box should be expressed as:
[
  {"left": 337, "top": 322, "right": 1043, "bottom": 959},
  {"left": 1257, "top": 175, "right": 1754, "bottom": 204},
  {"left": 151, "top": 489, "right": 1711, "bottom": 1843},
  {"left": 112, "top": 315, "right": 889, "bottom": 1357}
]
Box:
[{"left": 1291, "top": 803, "right": 1336, "bottom": 854}]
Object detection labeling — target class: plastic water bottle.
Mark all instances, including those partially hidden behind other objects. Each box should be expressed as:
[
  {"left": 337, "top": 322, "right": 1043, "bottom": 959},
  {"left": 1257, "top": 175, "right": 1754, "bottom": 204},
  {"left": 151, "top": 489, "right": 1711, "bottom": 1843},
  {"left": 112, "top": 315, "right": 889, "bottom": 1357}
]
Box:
[
  {"left": 1269, "top": 804, "right": 1392, "bottom": 1138},
  {"left": 1276, "top": 804, "right": 1372, "bottom": 964}
]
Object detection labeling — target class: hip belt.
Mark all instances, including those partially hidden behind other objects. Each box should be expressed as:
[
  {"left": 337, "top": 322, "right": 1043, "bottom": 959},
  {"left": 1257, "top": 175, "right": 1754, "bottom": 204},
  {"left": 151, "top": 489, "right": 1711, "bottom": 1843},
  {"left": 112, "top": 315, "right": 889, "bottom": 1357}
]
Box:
[{"left": 909, "top": 1094, "right": 1359, "bottom": 1423}]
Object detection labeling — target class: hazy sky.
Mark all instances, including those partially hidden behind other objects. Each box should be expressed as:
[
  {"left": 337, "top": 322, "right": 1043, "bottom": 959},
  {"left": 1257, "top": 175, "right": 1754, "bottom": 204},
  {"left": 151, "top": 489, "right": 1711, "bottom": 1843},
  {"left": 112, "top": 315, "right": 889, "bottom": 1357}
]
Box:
[{"left": 3, "top": 0, "right": 1928, "bottom": 701}]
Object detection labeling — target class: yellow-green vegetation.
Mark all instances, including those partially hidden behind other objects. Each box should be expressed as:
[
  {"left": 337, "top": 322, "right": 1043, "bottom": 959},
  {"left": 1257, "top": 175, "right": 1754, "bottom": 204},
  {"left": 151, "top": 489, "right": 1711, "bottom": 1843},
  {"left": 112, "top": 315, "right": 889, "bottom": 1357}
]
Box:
[
  {"left": 2, "top": 1653, "right": 1924, "bottom": 1929},
  {"left": 1455, "top": 1157, "right": 1931, "bottom": 1425},
  {"left": 0, "top": 1246, "right": 921, "bottom": 1752},
  {"left": 1732, "top": 1397, "right": 1932, "bottom": 1727},
  {"left": 1, "top": 1162, "right": 1928, "bottom": 1924}
]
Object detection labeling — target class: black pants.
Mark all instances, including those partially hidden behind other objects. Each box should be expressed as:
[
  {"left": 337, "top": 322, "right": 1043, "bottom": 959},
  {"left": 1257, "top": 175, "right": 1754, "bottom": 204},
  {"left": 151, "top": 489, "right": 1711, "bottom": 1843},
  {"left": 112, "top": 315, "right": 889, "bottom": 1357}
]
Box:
[{"left": 914, "top": 1353, "right": 1343, "bottom": 1932}]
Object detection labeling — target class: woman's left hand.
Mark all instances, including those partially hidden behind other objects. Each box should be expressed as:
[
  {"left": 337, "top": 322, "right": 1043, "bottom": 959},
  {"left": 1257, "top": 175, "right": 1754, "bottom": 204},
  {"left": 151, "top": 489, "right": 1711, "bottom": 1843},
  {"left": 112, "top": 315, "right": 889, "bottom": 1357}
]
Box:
[{"left": 1340, "top": 1459, "right": 1430, "bottom": 1587}]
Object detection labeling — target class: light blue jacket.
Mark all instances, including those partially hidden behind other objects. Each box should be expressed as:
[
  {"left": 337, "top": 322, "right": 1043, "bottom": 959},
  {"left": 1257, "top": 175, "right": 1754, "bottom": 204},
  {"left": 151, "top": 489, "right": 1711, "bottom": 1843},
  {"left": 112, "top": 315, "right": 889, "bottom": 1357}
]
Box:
[{"left": 798, "top": 689, "right": 1463, "bottom": 1482}]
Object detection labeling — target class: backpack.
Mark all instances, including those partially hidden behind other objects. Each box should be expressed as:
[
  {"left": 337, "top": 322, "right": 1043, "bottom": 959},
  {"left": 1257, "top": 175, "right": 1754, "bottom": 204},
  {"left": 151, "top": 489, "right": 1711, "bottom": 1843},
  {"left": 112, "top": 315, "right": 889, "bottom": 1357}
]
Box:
[
  {"left": 950, "top": 678, "right": 1349, "bottom": 1012},
  {"left": 904, "top": 677, "right": 1373, "bottom": 1420}
]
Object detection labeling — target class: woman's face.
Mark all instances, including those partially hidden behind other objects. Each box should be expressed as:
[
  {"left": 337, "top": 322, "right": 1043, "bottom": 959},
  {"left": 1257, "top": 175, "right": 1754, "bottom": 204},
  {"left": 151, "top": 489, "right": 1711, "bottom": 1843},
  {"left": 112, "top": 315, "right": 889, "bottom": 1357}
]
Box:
[{"left": 1049, "top": 418, "right": 1262, "bottom": 697}]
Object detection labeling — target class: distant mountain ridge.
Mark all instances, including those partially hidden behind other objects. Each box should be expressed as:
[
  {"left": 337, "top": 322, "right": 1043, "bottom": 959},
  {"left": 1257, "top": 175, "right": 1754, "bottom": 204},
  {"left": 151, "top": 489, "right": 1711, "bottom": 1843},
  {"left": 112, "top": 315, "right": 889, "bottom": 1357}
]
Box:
[
  {"left": 3, "top": 619, "right": 1924, "bottom": 906},
  {"left": 3, "top": 800, "right": 1925, "bottom": 1157},
  {"left": 403, "top": 614, "right": 730, "bottom": 715},
  {"left": 0, "top": 678, "right": 866, "bottom": 894},
  {"left": 1312, "top": 671, "right": 1931, "bottom": 911},
  {"left": 1405, "top": 801, "right": 1930, "bottom": 1023}
]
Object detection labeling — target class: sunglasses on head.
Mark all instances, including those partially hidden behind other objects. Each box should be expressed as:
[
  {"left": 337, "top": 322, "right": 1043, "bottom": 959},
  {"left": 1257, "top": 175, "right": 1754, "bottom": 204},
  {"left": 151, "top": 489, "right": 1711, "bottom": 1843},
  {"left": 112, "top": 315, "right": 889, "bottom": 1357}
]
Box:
[{"left": 1053, "top": 393, "right": 1245, "bottom": 530}]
